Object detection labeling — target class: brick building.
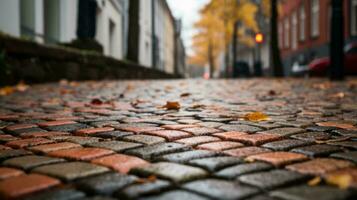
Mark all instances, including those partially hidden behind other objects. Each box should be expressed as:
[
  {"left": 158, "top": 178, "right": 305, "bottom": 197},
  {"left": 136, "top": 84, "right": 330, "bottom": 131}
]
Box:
[{"left": 278, "top": 0, "right": 357, "bottom": 75}]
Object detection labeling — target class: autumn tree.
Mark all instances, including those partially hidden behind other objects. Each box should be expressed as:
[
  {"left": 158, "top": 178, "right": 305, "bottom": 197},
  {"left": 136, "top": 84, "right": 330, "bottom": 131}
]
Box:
[{"left": 190, "top": 0, "right": 259, "bottom": 78}]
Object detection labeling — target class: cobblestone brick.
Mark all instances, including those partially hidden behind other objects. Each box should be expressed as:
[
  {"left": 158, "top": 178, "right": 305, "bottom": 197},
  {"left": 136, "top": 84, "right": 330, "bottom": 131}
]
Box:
[
  {"left": 50, "top": 136, "right": 101, "bottom": 145},
  {"left": 20, "top": 131, "right": 70, "bottom": 138},
  {"left": 224, "top": 147, "right": 271, "bottom": 158},
  {"left": 0, "top": 167, "right": 23, "bottom": 180},
  {"left": 219, "top": 124, "right": 262, "bottom": 133},
  {"left": 76, "top": 172, "right": 137, "bottom": 195},
  {"left": 123, "top": 135, "right": 166, "bottom": 145},
  {"left": 157, "top": 150, "right": 216, "bottom": 163},
  {"left": 94, "top": 131, "right": 133, "bottom": 139},
  {"left": 246, "top": 152, "right": 308, "bottom": 166},
  {"left": 23, "top": 188, "right": 86, "bottom": 200},
  {"left": 215, "top": 162, "right": 273, "bottom": 179},
  {"left": 29, "top": 142, "right": 81, "bottom": 153},
  {"left": 189, "top": 156, "right": 242, "bottom": 171},
  {"left": 183, "top": 179, "right": 259, "bottom": 200},
  {"left": 331, "top": 151, "right": 357, "bottom": 163},
  {"left": 176, "top": 136, "right": 220, "bottom": 146},
  {"left": 118, "top": 179, "right": 171, "bottom": 199},
  {"left": 144, "top": 130, "right": 191, "bottom": 140},
  {"left": 33, "top": 162, "right": 109, "bottom": 181},
  {"left": 115, "top": 125, "right": 163, "bottom": 133},
  {"left": 0, "top": 134, "right": 18, "bottom": 143},
  {"left": 126, "top": 142, "right": 188, "bottom": 160},
  {"left": 139, "top": 190, "right": 209, "bottom": 200},
  {"left": 291, "top": 132, "right": 333, "bottom": 141},
  {"left": 5, "top": 124, "right": 38, "bottom": 131},
  {"left": 161, "top": 124, "right": 198, "bottom": 130},
  {"left": 286, "top": 158, "right": 354, "bottom": 175},
  {"left": 0, "top": 149, "right": 32, "bottom": 161},
  {"left": 196, "top": 141, "right": 244, "bottom": 151},
  {"left": 75, "top": 127, "right": 115, "bottom": 136},
  {"left": 291, "top": 144, "right": 342, "bottom": 157},
  {"left": 3, "top": 155, "right": 65, "bottom": 170},
  {"left": 49, "top": 147, "right": 114, "bottom": 161},
  {"left": 259, "top": 127, "right": 305, "bottom": 137},
  {"left": 270, "top": 185, "right": 356, "bottom": 200},
  {"left": 6, "top": 138, "right": 53, "bottom": 148},
  {"left": 92, "top": 154, "right": 149, "bottom": 173},
  {"left": 131, "top": 162, "right": 208, "bottom": 182},
  {"left": 45, "top": 123, "right": 91, "bottom": 132},
  {"left": 38, "top": 120, "right": 77, "bottom": 127},
  {"left": 329, "top": 141, "right": 357, "bottom": 149},
  {"left": 86, "top": 141, "right": 142, "bottom": 152},
  {"left": 213, "top": 131, "right": 248, "bottom": 140},
  {"left": 262, "top": 139, "right": 313, "bottom": 151},
  {"left": 181, "top": 127, "right": 221, "bottom": 135},
  {"left": 224, "top": 133, "right": 282, "bottom": 146},
  {"left": 238, "top": 169, "right": 309, "bottom": 190},
  {"left": 8, "top": 127, "right": 47, "bottom": 136},
  {"left": 0, "top": 174, "right": 60, "bottom": 199}
]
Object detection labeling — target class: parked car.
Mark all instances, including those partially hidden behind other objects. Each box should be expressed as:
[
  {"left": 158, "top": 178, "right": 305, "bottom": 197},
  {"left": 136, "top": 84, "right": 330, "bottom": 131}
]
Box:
[{"left": 308, "top": 42, "right": 357, "bottom": 76}]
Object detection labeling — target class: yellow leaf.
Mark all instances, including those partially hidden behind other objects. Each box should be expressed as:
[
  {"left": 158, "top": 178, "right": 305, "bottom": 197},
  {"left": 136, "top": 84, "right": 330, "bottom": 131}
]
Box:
[
  {"left": 308, "top": 177, "right": 321, "bottom": 186},
  {"left": 244, "top": 112, "right": 269, "bottom": 122},
  {"left": 163, "top": 101, "right": 180, "bottom": 110},
  {"left": 0, "top": 86, "right": 14, "bottom": 96},
  {"left": 326, "top": 174, "right": 352, "bottom": 189}
]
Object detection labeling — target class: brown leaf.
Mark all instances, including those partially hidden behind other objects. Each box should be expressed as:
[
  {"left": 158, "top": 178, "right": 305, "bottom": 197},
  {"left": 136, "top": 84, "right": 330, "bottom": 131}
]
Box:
[
  {"left": 268, "top": 90, "right": 277, "bottom": 96},
  {"left": 15, "top": 81, "right": 29, "bottom": 92},
  {"left": 163, "top": 101, "right": 180, "bottom": 110},
  {"left": 90, "top": 98, "right": 103, "bottom": 105},
  {"left": 244, "top": 112, "right": 269, "bottom": 122},
  {"left": 180, "top": 93, "right": 191, "bottom": 97}
]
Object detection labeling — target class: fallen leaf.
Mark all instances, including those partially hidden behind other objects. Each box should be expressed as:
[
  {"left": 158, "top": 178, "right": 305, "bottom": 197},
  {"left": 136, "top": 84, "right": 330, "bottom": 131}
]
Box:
[
  {"left": 244, "top": 112, "right": 269, "bottom": 122},
  {"left": 90, "top": 98, "right": 103, "bottom": 105},
  {"left": 268, "top": 90, "right": 277, "bottom": 95},
  {"left": 163, "top": 101, "right": 180, "bottom": 110},
  {"left": 191, "top": 104, "right": 205, "bottom": 109},
  {"left": 0, "top": 86, "right": 15, "bottom": 96},
  {"left": 326, "top": 174, "right": 352, "bottom": 189},
  {"left": 134, "top": 175, "right": 157, "bottom": 184},
  {"left": 180, "top": 93, "right": 191, "bottom": 97},
  {"left": 15, "top": 81, "right": 29, "bottom": 92},
  {"left": 308, "top": 177, "right": 321, "bottom": 186}
]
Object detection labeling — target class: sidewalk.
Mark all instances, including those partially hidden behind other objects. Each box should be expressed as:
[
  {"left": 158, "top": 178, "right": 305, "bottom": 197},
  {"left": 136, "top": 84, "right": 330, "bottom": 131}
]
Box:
[{"left": 0, "top": 78, "right": 356, "bottom": 200}]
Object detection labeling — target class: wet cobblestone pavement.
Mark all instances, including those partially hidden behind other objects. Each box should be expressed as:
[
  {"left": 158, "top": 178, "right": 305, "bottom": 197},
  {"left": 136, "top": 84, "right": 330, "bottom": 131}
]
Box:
[{"left": 0, "top": 78, "right": 357, "bottom": 200}]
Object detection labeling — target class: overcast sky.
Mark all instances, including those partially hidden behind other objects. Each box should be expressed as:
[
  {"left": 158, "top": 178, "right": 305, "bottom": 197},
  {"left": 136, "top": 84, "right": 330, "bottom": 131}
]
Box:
[{"left": 167, "top": 0, "right": 209, "bottom": 56}]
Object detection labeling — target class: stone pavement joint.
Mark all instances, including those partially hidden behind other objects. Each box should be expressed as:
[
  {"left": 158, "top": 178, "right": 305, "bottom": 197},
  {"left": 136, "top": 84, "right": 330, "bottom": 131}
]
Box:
[{"left": 0, "top": 79, "right": 356, "bottom": 199}]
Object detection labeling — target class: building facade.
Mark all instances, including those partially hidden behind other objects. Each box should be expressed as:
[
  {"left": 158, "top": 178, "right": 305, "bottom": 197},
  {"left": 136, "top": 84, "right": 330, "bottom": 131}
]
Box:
[
  {"left": 0, "top": 0, "right": 186, "bottom": 76},
  {"left": 278, "top": 0, "right": 357, "bottom": 75},
  {"left": 0, "top": 0, "right": 128, "bottom": 59}
]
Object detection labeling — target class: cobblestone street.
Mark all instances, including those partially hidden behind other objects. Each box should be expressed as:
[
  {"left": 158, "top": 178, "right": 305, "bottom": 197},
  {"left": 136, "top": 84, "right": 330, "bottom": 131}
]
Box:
[{"left": 0, "top": 78, "right": 357, "bottom": 200}]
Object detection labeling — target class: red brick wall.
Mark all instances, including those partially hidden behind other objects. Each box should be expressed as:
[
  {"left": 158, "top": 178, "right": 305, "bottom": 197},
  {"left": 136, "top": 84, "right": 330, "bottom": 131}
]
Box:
[{"left": 279, "top": 0, "right": 351, "bottom": 57}]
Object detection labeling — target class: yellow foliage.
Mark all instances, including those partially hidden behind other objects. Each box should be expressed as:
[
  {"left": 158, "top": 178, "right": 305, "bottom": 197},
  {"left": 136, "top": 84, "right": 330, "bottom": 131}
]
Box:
[{"left": 189, "top": 0, "right": 260, "bottom": 67}]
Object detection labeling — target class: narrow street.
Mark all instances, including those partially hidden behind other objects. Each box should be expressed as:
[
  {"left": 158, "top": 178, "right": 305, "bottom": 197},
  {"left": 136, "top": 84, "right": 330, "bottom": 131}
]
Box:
[{"left": 0, "top": 78, "right": 356, "bottom": 199}]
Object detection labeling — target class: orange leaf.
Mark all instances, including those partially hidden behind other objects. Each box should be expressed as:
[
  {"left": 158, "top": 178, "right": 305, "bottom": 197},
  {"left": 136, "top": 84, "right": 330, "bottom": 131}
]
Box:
[
  {"left": 163, "top": 101, "right": 180, "bottom": 110},
  {"left": 0, "top": 86, "right": 15, "bottom": 96},
  {"left": 244, "top": 112, "right": 269, "bottom": 122}
]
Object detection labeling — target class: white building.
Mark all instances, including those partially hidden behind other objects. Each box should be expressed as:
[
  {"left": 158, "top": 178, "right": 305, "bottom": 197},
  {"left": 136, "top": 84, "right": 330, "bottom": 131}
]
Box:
[{"left": 0, "top": 0, "right": 128, "bottom": 59}]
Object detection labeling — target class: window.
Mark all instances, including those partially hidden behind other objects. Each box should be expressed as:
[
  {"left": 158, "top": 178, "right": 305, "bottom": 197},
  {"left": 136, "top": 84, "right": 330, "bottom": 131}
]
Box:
[
  {"left": 299, "top": 4, "right": 305, "bottom": 41},
  {"left": 292, "top": 11, "right": 297, "bottom": 50},
  {"left": 352, "top": 0, "right": 357, "bottom": 36},
  {"left": 311, "top": 0, "right": 319, "bottom": 37},
  {"left": 284, "top": 18, "right": 290, "bottom": 48}
]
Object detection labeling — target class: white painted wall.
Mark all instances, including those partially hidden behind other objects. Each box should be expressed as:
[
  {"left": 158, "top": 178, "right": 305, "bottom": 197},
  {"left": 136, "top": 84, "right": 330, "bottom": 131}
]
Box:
[
  {"left": 139, "top": 0, "right": 153, "bottom": 67},
  {"left": 59, "top": 0, "right": 78, "bottom": 43},
  {"left": 96, "top": 0, "right": 124, "bottom": 59},
  {"left": 0, "top": 0, "right": 20, "bottom": 37}
]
